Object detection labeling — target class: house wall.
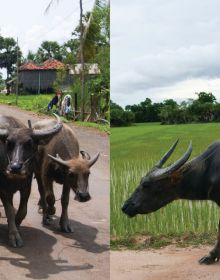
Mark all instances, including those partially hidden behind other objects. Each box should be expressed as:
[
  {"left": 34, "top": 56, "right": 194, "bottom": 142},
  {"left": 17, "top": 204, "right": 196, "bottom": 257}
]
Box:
[{"left": 19, "top": 70, "right": 73, "bottom": 94}]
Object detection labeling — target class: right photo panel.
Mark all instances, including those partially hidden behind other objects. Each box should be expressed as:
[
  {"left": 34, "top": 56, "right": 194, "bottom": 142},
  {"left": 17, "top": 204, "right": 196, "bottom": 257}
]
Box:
[{"left": 111, "top": 1, "right": 220, "bottom": 279}]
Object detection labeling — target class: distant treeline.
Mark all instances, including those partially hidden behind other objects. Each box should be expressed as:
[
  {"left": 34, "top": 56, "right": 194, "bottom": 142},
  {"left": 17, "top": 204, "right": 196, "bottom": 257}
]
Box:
[{"left": 111, "top": 92, "right": 220, "bottom": 126}]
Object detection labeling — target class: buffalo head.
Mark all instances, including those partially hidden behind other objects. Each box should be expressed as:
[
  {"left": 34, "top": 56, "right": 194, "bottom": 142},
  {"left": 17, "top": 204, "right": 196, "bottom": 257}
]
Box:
[
  {"left": 48, "top": 151, "right": 100, "bottom": 202},
  {"left": 122, "top": 140, "right": 192, "bottom": 217},
  {"left": 0, "top": 114, "right": 62, "bottom": 179}
]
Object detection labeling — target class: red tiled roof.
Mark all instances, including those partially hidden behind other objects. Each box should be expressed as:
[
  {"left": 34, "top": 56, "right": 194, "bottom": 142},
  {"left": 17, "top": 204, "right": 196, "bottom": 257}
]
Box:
[
  {"left": 19, "top": 58, "right": 65, "bottom": 71},
  {"left": 19, "top": 62, "right": 39, "bottom": 70},
  {"left": 43, "top": 59, "right": 64, "bottom": 69}
]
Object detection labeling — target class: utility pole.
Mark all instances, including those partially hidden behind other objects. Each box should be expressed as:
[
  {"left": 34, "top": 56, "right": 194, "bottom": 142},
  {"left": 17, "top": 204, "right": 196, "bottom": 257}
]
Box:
[
  {"left": 80, "top": 0, "right": 85, "bottom": 121},
  {"left": 15, "top": 38, "right": 19, "bottom": 105}
]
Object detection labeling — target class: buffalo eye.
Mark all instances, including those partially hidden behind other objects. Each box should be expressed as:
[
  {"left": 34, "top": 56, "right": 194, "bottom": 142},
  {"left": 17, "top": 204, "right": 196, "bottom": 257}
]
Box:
[
  {"left": 6, "top": 139, "right": 15, "bottom": 151},
  {"left": 140, "top": 176, "right": 148, "bottom": 187},
  {"left": 24, "top": 139, "right": 33, "bottom": 149},
  {"left": 68, "top": 172, "right": 75, "bottom": 178}
]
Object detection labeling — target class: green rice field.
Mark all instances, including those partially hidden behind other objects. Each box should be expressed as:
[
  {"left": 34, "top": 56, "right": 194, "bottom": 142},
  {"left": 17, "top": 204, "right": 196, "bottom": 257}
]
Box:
[{"left": 111, "top": 123, "right": 220, "bottom": 240}]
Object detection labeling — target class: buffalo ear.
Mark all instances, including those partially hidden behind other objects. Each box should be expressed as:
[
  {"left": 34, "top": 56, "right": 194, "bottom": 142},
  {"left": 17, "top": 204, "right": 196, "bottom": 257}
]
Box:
[{"left": 80, "top": 150, "right": 91, "bottom": 160}]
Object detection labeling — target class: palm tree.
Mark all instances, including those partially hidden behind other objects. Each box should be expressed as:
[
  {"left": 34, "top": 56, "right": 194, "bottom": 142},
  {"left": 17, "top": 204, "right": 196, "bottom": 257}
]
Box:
[{"left": 45, "top": 0, "right": 100, "bottom": 121}]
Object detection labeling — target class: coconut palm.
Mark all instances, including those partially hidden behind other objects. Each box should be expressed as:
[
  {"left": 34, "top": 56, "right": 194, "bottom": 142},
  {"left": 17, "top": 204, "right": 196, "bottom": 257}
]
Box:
[{"left": 45, "top": 0, "right": 104, "bottom": 120}]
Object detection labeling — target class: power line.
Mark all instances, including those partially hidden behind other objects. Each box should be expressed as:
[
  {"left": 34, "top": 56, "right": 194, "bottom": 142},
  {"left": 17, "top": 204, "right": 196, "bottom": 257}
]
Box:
[{"left": 27, "top": 0, "right": 94, "bottom": 48}]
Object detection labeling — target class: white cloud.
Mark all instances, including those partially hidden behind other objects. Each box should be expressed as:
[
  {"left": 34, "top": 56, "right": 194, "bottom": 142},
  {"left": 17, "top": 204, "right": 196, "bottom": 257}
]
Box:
[{"left": 111, "top": 0, "right": 220, "bottom": 106}]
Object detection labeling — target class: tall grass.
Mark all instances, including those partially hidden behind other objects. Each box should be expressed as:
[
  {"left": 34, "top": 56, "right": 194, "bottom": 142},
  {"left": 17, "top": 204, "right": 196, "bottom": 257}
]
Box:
[{"left": 111, "top": 123, "right": 220, "bottom": 238}]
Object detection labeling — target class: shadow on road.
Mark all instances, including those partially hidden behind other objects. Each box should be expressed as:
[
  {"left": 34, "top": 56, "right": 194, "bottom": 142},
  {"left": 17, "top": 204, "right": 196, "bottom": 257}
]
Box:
[
  {"left": 48, "top": 217, "right": 109, "bottom": 254},
  {"left": 0, "top": 225, "right": 93, "bottom": 279}
]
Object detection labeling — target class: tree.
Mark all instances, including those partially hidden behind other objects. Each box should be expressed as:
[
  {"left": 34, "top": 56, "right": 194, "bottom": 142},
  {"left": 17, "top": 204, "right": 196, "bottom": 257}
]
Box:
[
  {"left": 110, "top": 100, "right": 123, "bottom": 111},
  {"left": 0, "top": 72, "right": 5, "bottom": 91},
  {"left": 0, "top": 36, "right": 22, "bottom": 94},
  {"left": 26, "top": 50, "right": 35, "bottom": 61},
  {"left": 110, "top": 100, "right": 134, "bottom": 126},
  {"left": 196, "top": 92, "right": 216, "bottom": 104},
  {"left": 35, "top": 41, "right": 63, "bottom": 63}
]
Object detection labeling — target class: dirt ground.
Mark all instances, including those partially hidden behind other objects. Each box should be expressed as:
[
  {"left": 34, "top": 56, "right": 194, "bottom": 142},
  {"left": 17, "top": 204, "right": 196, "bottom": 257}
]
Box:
[
  {"left": 111, "top": 246, "right": 220, "bottom": 280},
  {"left": 0, "top": 104, "right": 109, "bottom": 280}
]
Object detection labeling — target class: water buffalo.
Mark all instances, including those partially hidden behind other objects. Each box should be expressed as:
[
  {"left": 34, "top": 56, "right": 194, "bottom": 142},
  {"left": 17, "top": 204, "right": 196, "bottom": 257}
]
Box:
[
  {"left": 33, "top": 119, "right": 99, "bottom": 232},
  {"left": 0, "top": 114, "right": 62, "bottom": 247},
  {"left": 122, "top": 139, "right": 220, "bottom": 265}
]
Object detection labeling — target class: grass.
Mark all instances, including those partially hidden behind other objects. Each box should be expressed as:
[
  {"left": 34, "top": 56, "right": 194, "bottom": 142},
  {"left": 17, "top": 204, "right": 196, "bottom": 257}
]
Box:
[
  {"left": 0, "top": 93, "right": 51, "bottom": 113},
  {"left": 111, "top": 123, "right": 220, "bottom": 247},
  {"left": 0, "top": 94, "right": 109, "bottom": 133}
]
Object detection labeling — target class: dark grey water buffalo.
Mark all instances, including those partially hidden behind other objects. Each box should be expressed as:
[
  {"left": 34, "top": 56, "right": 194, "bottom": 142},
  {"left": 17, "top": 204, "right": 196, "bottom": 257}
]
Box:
[
  {"left": 0, "top": 114, "right": 62, "bottom": 247},
  {"left": 33, "top": 120, "right": 99, "bottom": 232},
  {"left": 122, "top": 139, "right": 220, "bottom": 265}
]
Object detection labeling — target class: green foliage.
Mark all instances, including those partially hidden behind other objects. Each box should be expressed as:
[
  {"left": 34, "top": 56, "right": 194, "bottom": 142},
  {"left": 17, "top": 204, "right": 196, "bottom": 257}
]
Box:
[
  {"left": 124, "top": 92, "right": 220, "bottom": 124},
  {"left": 111, "top": 122, "right": 220, "bottom": 240},
  {"left": 110, "top": 100, "right": 135, "bottom": 126},
  {"left": 0, "top": 72, "right": 5, "bottom": 91},
  {"left": 35, "top": 41, "right": 63, "bottom": 63},
  {"left": 0, "top": 36, "right": 22, "bottom": 92},
  {"left": 196, "top": 91, "right": 216, "bottom": 104},
  {"left": 53, "top": 68, "right": 67, "bottom": 92}
]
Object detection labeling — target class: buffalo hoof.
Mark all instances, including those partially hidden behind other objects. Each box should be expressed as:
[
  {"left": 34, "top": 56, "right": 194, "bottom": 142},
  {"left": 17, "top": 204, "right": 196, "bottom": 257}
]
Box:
[
  {"left": 60, "top": 220, "right": 74, "bottom": 233},
  {"left": 8, "top": 231, "right": 23, "bottom": 248},
  {"left": 43, "top": 215, "right": 53, "bottom": 226},
  {"left": 199, "top": 255, "right": 219, "bottom": 265}
]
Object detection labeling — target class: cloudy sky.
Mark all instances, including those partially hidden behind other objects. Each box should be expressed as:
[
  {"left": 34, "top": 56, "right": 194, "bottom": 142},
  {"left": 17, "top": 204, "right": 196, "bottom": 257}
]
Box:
[
  {"left": 0, "top": 0, "right": 93, "bottom": 76},
  {"left": 111, "top": 0, "right": 220, "bottom": 107}
]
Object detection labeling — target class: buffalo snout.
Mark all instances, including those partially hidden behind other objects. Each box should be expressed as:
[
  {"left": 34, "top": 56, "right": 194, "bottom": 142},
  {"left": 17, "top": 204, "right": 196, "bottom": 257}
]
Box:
[
  {"left": 122, "top": 200, "right": 138, "bottom": 218},
  {"left": 75, "top": 192, "right": 91, "bottom": 202},
  {"left": 10, "top": 161, "right": 23, "bottom": 173}
]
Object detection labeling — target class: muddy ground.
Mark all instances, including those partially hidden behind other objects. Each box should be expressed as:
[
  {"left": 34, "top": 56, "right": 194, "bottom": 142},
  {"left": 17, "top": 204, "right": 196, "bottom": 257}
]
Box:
[
  {"left": 111, "top": 246, "right": 220, "bottom": 280},
  {"left": 0, "top": 104, "right": 109, "bottom": 280}
]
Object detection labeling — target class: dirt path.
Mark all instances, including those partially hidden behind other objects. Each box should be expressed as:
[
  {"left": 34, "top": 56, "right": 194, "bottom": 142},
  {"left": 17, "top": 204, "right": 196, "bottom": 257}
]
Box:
[
  {"left": 0, "top": 105, "right": 109, "bottom": 280},
  {"left": 111, "top": 246, "right": 220, "bottom": 280}
]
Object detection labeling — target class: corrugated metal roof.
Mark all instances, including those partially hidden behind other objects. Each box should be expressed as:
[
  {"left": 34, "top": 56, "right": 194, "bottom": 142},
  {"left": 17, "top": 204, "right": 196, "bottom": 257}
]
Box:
[{"left": 69, "top": 63, "right": 100, "bottom": 75}]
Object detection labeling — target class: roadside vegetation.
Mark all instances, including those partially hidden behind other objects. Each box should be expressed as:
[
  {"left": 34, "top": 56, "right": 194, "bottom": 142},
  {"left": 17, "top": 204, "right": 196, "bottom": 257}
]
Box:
[
  {"left": 111, "top": 122, "right": 220, "bottom": 248},
  {"left": 0, "top": 94, "right": 109, "bottom": 134}
]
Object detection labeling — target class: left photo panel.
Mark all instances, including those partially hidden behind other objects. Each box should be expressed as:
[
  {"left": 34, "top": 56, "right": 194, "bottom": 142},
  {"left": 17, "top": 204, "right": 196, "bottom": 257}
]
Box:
[{"left": 0, "top": 0, "right": 110, "bottom": 279}]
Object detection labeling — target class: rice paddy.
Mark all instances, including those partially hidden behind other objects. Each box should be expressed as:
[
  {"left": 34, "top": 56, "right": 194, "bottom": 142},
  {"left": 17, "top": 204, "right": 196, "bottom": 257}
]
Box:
[{"left": 111, "top": 123, "right": 220, "bottom": 239}]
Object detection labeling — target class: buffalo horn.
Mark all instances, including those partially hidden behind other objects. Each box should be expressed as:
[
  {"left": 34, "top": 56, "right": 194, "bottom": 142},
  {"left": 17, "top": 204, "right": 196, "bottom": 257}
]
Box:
[
  {"left": 80, "top": 150, "right": 91, "bottom": 160},
  {"left": 28, "top": 120, "right": 32, "bottom": 129},
  {"left": 88, "top": 152, "right": 100, "bottom": 167},
  {"left": 48, "top": 153, "right": 69, "bottom": 167},
  {"left": 32, "top": 113, "right": 62, "bottom": 140},
  {"left": 152, "top": 141, "right": 192, "bottom": 178},
  {"left": 155, "top": 139, "right": 179, "bottom": 168}
]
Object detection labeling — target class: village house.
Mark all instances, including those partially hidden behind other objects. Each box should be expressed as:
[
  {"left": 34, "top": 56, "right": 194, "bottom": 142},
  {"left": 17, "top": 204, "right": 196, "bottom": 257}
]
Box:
[
  {"left": 18, "top": 58, "right": 71, "bottom": 94},
  {"left": 18, "top": 58, "right": 100, "bottom": 94}
]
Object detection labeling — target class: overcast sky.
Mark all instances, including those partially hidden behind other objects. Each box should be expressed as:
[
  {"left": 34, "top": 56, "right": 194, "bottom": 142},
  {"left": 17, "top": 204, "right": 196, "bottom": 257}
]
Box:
[
  {"left": 111, "top": 0, "right": 220, "bottom": 107},
  {"left": 0, "top": 0, "right": 93, "bottom": 76}
]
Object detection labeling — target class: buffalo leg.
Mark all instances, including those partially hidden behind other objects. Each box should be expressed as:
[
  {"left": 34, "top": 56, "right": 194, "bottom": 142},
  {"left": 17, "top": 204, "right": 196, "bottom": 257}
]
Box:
[
  {"left": 41, "top": 178, "right": 55, "bottom": 225},
  {"left": 60, "top": 184, "right": 73, "bottom": 233},
  {"left": 15, "top": 185, "right": 31, "bottom": 227},
  {"left": 36, "top": 173, "right": 46, "bottom": 213},
  {"left": 1, "top": 194, "right": 23, "bottom": 248},
  {"left": 44, "top": 178, "right": 56, "bottom": 216},
  {"left": 199, "top": 220, "right": 220, "bottom": 264}
]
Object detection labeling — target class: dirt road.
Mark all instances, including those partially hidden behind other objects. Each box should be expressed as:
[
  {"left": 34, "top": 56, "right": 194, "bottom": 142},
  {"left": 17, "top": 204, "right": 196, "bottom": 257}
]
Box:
[
  {"left": 0, "top": 105, "right": 109, "bottom": 280},
  {"left": 111, "top": 246, "right": 220, "bottom": 280}
]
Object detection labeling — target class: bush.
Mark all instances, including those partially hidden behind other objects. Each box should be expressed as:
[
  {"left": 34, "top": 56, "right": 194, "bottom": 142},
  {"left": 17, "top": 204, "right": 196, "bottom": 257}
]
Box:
[
  {"left": 111, "top": 109, "right": 124, "bottom": 126},
  {"left": 110, "top": 108, "right": 135, "bottom": 127}
]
